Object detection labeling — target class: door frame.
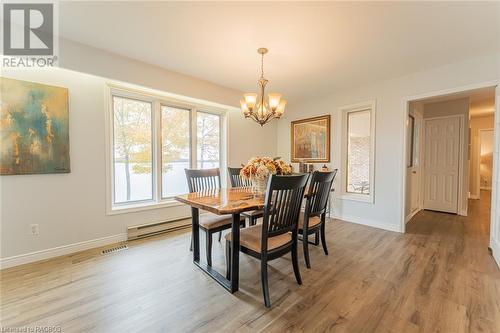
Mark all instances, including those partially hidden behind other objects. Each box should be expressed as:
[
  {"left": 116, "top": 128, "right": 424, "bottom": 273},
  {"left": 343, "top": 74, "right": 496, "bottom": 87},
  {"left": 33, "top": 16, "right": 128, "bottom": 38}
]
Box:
[
  {"left": 421, "top": 114, "right": 465, "bottom": 214},
  {"left": 405, "top": 109, "right": 424, "bottom": 223},
  {"left": 400, "top": 80, "right": 499, "bottom": 233},
  {"left": 477, "top": 128, "right": 494, "bottom": 191}
]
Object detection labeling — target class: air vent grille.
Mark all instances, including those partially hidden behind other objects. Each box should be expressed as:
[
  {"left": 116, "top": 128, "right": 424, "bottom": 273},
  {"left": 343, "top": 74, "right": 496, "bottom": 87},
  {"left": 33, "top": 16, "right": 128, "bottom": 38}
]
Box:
[{"left": 102, "top": 244, "right": 128, "bottom": 255}]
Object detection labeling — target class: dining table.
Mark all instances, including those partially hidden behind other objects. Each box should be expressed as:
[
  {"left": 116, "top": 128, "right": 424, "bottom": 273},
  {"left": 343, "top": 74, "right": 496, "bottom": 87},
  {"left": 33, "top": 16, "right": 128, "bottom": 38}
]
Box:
[
  {"left": 175, "top": 187, "right": 266, "bottom": 293},
  {"left": 175, "top": 183, "right": 335, "bottom": 293}
]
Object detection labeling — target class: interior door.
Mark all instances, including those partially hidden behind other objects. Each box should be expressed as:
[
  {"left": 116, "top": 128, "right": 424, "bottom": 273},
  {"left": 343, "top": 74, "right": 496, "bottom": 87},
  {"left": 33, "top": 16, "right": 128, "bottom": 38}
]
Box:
[
  {"left": 406, "top": 113, "right": 421, "bottom": 219},
  {"left": 423, "top": 116, "right": 461, "bottom": 213}
]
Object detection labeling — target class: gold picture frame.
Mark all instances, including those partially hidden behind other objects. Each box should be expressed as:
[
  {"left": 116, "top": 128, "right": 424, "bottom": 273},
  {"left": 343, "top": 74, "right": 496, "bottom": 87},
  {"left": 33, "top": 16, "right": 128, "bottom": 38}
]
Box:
[{"left": 291, "top": 115, "right": 331, "bottom": 163}]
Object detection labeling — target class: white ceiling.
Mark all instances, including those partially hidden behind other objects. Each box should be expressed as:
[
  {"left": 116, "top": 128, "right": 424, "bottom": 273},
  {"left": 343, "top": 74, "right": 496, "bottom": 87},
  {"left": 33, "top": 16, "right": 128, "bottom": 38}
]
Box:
[{"left": 59, "top": 2, "right": 500, "bottom": 102}]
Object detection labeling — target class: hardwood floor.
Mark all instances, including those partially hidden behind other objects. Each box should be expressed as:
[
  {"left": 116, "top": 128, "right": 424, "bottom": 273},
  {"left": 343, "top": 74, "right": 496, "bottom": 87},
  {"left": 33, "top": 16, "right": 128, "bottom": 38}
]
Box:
[{"left": 1, "top": 192, "right": 499, "bottom": 332}]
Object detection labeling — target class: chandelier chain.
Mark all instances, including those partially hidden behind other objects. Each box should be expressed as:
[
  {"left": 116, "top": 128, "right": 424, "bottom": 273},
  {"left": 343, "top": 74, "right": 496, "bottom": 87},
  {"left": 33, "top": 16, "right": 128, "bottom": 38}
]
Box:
[{"left": 260, "top": 52, "right": 264, "bottom": 79}]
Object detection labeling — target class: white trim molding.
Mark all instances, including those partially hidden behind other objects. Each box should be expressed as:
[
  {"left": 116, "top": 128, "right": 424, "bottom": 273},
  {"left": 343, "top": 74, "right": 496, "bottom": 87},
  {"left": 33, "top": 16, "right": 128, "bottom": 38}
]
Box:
[
  {"left": 339, "top": 100, "right": 376, "bottom": 204},
  {"left": 0, "top": 233, "right": 127, "bottom": 270}
]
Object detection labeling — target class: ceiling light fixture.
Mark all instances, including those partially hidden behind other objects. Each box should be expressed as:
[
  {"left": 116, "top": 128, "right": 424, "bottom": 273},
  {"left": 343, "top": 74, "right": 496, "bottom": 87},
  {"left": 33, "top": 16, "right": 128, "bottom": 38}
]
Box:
[{"left": 240, "top": 48, "right": 286, "bottom": 126}]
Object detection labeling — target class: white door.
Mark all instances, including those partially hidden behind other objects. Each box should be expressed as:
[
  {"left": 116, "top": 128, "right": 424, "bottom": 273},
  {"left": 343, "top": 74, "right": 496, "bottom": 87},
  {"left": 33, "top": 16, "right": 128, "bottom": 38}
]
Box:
[
  {"left": 423, "top": 116, "right": 461, "bottom": 213},
  {"left": 405, "top": 112, "right": 422, "bottom": 220}
]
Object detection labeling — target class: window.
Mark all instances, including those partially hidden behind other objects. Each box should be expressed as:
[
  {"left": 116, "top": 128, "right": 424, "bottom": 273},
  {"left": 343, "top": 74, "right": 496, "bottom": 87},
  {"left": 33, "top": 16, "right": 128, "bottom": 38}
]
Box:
[
  {"left": 341, "top": 101, "right": 376, "bottom": 203},
  {"left": 197, "top": 112, "right": 220, "bottom": 169},
  {"left": 113, "top": 96, "right": 153, "bottom": 204},
  {"left": 107, "top": 87, "right": 226, "bottom": 213},
  {"left": 161, "top": 106, "right": 191, "bottom": 198}
]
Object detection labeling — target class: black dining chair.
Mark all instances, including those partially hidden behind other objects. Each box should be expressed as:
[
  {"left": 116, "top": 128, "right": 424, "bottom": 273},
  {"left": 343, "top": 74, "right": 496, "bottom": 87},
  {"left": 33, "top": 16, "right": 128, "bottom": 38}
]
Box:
[
  {"left": 227, "top": 167, "right": 263, "bottom": 226},
  {"left": 299, "top": 170, "right": 337, "bottom": 269},
  {"left": 185, "top": 168, "right": 245, "bottom": 266},
  {"left": 225, "top": 173, "right": 310, "bottom": 307}
]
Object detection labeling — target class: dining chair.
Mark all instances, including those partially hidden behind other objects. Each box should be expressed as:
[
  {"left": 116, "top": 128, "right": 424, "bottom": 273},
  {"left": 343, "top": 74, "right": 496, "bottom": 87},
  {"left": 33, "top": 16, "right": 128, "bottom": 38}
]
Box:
[
  {"left": 299, "top": 169, "right": 337, "bottom": 269},
  {"left": 225, "top": 173, "right": 310, "bottom": 308},
  {"left": 185, "top": 168, "right": 245, "bottom": 266},
  {"left": 227, "top": 167, "right": 263, "bottom": 226}
]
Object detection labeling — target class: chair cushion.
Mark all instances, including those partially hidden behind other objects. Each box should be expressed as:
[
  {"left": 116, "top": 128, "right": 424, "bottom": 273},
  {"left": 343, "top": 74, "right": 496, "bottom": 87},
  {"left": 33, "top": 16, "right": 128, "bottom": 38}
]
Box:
[
  {"left": 242, "top": 210, "right": 264, "bottom": 218},
  {"left": 225, "top": 224, "right": 291, "bottom": 253},
  {"left": 298, "top": 214, "right": 322, "bottom": 230},
  {"left": 199, "top": 213, "right": 244, "bottom": 230}
]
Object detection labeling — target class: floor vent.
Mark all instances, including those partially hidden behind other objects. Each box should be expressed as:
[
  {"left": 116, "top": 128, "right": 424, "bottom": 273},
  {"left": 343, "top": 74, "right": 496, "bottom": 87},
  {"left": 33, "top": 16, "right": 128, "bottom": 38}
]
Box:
[{"left": 102, "top": 244, "right": 128, "bottom": 255}]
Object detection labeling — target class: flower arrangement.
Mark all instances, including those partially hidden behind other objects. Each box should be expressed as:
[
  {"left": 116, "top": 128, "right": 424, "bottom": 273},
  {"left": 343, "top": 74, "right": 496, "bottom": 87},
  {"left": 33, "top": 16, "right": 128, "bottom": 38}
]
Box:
[{"left": 240, "top": 157, "right": 292, "bottom": 180}]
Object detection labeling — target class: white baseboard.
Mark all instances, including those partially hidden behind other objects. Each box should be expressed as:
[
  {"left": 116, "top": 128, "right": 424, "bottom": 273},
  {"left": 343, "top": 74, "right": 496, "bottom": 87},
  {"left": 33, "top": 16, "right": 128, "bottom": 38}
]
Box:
[
  {"left": 491, "top": 238, "right": 500, "bottom": 269},
  {"left": 331, "top": 214, "right": 402, "bottom": 233},
  {"left": 0, "top": 233, "right": 127, "bottom": 270}
]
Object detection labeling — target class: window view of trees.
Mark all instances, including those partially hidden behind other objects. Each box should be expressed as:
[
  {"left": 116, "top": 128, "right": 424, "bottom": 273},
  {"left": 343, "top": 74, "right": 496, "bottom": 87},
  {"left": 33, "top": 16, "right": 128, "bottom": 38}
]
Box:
[
  {"left": 197, "top": 112, "right": 220, "bottom": 169},
  {"left": 161, "top": 106, "right": 190, "bottom": 198},
  {"left": 111, "top": 91, "right": 224, "bottom": 207},
  {"left": 113, "top": 96, "right": 153, "bottom": 203}
]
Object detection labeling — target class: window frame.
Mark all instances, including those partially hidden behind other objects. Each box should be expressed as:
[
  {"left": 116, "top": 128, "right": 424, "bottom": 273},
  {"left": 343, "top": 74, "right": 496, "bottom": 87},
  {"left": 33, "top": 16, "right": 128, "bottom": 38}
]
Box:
[
  {"left": 340, "top": 100, "right": 376, "bottom": 203},
  {"left": 105, "top": 84, "right": 228, "bottom": 215}
]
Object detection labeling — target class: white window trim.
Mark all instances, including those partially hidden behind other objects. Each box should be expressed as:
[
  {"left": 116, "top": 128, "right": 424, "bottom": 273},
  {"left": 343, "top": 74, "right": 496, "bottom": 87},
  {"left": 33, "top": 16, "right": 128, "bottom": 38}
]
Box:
[
  {"left": 104, "top": 83, "right": 229, "bottom": 215},
  {"left": 339, "top": 100, "right": 376, "bottom": 204}
]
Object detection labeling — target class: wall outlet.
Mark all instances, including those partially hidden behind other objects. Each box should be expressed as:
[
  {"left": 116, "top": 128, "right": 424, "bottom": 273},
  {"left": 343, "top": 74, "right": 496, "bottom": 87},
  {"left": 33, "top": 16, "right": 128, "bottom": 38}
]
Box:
[{"left": 30, "top": 224, "right": 39, "bottom": 236}]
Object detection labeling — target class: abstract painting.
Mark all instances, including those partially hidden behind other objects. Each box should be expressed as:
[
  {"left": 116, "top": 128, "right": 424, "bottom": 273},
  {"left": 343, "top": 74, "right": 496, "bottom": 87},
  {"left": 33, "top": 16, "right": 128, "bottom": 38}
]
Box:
[
  {"left": 291, "top": 115, "right": 330, "bottom": 163},
  {"left": 0, "top": 77, "right": 70, "bottom": 175}
]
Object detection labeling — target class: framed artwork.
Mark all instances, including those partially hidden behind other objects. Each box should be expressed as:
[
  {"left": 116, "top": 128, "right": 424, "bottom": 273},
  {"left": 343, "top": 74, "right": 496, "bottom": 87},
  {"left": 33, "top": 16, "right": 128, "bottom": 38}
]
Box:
[
  {"left": 291, "top": 115, "right": 330, "bottom": 163},
  {"left": 0, "top": 77, "right": 70, "bottom": 175}
]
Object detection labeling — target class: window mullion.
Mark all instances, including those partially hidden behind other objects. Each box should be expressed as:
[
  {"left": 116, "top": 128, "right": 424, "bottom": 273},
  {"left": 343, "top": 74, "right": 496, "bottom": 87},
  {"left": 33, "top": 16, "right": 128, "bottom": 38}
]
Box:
[
  {"left": 154, "top": 100, "right": 162, "bottom": 202},
  {"left": 191, "top": 109, "right": 197, "bottom": 169}
]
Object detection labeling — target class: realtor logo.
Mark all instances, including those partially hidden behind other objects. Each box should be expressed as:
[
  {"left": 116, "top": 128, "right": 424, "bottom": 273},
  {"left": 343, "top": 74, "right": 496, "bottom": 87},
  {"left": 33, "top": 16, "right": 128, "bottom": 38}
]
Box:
[
  {"left": 3, "top": 3, "right": 53, "bottom": 56},
  {"left": 2, "top": 2, "right": 58, "bottom": 68}
]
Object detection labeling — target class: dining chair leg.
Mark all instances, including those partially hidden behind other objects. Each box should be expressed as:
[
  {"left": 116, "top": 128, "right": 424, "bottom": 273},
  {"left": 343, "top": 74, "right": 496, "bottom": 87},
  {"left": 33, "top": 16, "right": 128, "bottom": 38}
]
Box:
[
  {"left": 225, "top": 240, "right": 231, "bottom": 280},
  {"left": 189, "top": 237, "right": 193, "bottom": 251},
  {"left": 292, "top": 236, "right": 302, "bottom": 285},
  {"left": 218, "top": 231, "right": 222, "bottom": 242},
  {"left": 320, "top": 222, "right": 329, "bottom": 255},
  {"left": 261, "top": 259, "right": 271, "bottom": 308},
  {"left": 314, "top": 231, "right": 320, "bottom": 246},
  {"left": 303, "top": 232, "right": 311, "bottom": 269},
  {"left": 206, "top": 232, "right": 213, "bottom": 266}
]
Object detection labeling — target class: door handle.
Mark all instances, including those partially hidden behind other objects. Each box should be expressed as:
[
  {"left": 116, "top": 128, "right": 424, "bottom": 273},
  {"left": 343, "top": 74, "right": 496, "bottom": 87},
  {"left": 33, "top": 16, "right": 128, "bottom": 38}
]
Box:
[{"left": 412, "top": 171, "right": 417, "bottom": 174}]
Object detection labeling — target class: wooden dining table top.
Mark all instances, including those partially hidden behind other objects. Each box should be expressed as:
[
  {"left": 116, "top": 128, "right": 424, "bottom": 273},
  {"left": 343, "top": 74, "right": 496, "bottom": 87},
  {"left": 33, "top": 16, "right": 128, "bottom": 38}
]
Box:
[
  {"left": 175, "top": 187, "right": 265, "bottom": 215},
  {"left": 175, "top": 185, "right": 332, "bottom": 215}
]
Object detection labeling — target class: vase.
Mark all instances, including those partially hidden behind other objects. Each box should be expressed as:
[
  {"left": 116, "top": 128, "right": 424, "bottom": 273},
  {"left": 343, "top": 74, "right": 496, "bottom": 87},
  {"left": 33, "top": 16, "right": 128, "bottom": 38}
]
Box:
[{"left": 251, "top": 177, "right": 268, "bottom": 196}]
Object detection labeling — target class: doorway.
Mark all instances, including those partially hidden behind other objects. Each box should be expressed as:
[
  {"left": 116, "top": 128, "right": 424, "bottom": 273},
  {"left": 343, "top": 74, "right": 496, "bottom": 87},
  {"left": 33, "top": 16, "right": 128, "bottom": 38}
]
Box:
[
  {"left": 402, "top": 83, "right": 499, "bottom": 266},
  {"left": 479, "top": 129, "right": 494, "bottom": 193}
]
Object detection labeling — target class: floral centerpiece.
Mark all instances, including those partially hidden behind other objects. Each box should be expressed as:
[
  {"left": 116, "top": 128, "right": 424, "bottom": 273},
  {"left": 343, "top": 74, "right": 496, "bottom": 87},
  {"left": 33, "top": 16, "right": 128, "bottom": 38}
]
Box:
[{"left": 240, "top": 157, "right": 293, "bottom": 195}]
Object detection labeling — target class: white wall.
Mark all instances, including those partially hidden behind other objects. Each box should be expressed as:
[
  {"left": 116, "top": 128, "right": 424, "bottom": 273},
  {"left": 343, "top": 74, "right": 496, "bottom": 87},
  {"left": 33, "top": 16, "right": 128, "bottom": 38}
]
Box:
[
  {"left": 0, "top": 41, "right": 277, "bottom": 264},
  {"left": 277, "top": 54, "right": 499, "bottom": 232},
  {"left": 470, "top": 115, "right": 495, "bottom": 197}
]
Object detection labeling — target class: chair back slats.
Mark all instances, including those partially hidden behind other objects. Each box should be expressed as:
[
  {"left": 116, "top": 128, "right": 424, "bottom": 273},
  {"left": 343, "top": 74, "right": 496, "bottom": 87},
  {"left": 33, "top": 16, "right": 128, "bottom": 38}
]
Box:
[
  {"left": 227, "top": 167, "right": 251, "bottom": 187},
  {"left": 306, "top": 170, "right": 338, "bottom": 217},
  {"left": 185, "top": 168, "right": 221, "bottom": 192},
  {"left": 261, "top": 174, "right": 309, "bottom": 247}
]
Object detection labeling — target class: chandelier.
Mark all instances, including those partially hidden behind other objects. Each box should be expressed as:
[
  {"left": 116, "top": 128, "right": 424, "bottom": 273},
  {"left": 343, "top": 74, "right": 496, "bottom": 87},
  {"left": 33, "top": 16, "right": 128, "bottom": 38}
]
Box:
[{"left": 240, "top": 48, "right": 286, "bottom": 126}]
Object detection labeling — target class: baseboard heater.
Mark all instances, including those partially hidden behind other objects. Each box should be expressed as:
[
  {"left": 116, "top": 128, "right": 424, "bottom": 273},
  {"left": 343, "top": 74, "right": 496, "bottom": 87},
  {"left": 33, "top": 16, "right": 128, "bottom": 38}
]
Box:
[{"left": 127, "top": 217, "right": 191, "bottom": 240}]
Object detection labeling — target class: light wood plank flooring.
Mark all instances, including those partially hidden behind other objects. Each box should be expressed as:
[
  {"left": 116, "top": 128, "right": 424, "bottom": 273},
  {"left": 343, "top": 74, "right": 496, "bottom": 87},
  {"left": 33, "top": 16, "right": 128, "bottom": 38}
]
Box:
[{"left": 1, "top": 192, "right": 499, "bottom": 332}]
